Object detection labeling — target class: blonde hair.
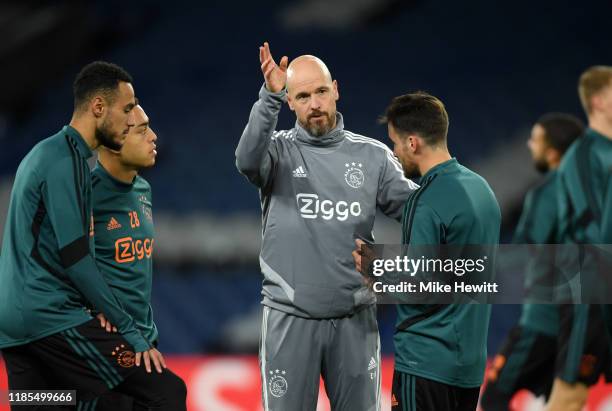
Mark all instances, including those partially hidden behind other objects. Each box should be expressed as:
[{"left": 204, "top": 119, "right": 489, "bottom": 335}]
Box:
[{"left": 578, "top": 65, "right": 612, "bottom": 114}]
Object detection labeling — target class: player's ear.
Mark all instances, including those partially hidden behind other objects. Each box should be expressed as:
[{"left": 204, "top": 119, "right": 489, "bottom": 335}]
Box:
[
  {"left": 591, "top": 94, "right": 603, "bottom": 112},
  {"left": 408, "top": 135, "right": 418, "bottom": 153},
  {"left": 91, "top": 96, "right": 105, "bottom": 118},
  {"left": 332, "top": 80, "right": 339, "bottom": 101},
  {"left": 287, "top": 94, "right": 295, "bottom": 111},
  {"left": 546, "top": 147, "right": 561, "bottom": 165}
]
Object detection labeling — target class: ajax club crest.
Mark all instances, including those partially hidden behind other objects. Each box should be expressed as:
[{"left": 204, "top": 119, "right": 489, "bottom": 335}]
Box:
[
  {"left": 344, "top": 162, "right": 364, "bottom": 189},
  {"left": 112, "top": 344, "right": 135, "bottom": 368},
  {"left": 268, "top": 369, "right": 288, "bottom": 398}
]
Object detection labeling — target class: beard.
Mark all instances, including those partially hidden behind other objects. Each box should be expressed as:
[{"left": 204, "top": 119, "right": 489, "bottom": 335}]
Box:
[
  {"left": 96, "top": 117, "right": 124, "bottom": 151},
  {"left": 400, "top": 158, "right": 420, "bottom": 179},
  {"left": 533, "top": 157, "right": 549, "bottom": 174},
  {"left": 302, "top": 110, "right": 335, "bottom": 137}
]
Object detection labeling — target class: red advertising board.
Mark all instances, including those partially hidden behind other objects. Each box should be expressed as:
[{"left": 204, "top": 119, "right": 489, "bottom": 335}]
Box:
[{"left": 1, "top": 356, "right": 611, "bottom": 410}]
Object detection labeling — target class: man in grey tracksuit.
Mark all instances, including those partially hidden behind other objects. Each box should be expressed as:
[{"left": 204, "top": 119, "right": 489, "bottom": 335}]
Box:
[{"left": 235, "top": 42, "right": 418, "bottom": 411}]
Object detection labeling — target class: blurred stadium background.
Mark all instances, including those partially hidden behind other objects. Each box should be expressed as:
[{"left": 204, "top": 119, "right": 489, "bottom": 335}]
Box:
[{"left": 0, "top": 0, "right": 611, "bottom": 409}]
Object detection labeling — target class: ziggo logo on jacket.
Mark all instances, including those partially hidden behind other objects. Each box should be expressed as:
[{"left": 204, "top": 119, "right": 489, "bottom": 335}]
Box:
[
  {"left": 296, "top": 193, "right": 362, "bottom": 221},
  {"left": 115, "top": 237, "right": 154, "bottom": 263}
]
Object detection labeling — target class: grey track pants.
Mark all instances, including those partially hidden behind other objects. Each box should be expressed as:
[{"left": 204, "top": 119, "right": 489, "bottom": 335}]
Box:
[{"left": 259, "top": 305, "right": 381, "bottom": 411}]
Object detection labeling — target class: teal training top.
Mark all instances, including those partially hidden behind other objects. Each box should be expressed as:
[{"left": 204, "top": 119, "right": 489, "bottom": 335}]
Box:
[
  {"left": 0, "top": 126, "right": 149, "bottom": 352},
  {"left": 558, "top": 128, "right": 612, "bottom": 244},
  {"left": 557, "top": 129, "right": 612, "bottom": 301},
  {"left": 514, "top": 171, "right": 560, "bottom": 336},
  {"left": 394, "top": 158, "right": 501, "bottom": 388},
  {"left": 92, "top": 163, "right": 158, "bottom": 344}
]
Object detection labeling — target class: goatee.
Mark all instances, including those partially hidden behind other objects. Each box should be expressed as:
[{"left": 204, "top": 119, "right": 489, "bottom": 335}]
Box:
[
  {"left": 534, "top": 158, "right": 549, "bottom": 174},
  {"left": 96, "top": 123, "right": 122, "bottom": 151},
  {"left": 402, "top": 162, "right": 421, "bottom": 179},
  {"left": 305, "top": 111, "right": 335, "bottom": 137}
]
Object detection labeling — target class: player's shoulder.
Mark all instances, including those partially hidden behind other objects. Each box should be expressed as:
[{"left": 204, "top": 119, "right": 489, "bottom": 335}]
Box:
[
  {"left": 444, "top": 163, "right": 495, "bottom": 196},
  {"left": 23, "top": 132, "right": 77, "bottom": 179},
  {"left": 426, "top": 162, "right": 478, "bottom": 188},
  {"left": 558, "top": 139, "right": 581, "bottom": 173},
  {"left": 134, "top": 175, "right": 153, "bottom": 207},
  {"left": 591, "top": 134, "right": 612, "bottom": 170},
  {"left": 43, "top": 128, "right": 87, "bottom": 158},
  {"left": 133, "top": 175, "right": 152, "bottom": 192},
  {"left": 35, "top": 130, "right": 71, "bottom": 157},
  {"left": 343, "top": 130, "right": 392, "bottom": 154},
  {"left": 530, "top": 171, "right": 559, "bottom": 198},
  {"left": 528, "top": 180, "right": 558, "bottom": 218},
  {"left": 425, "top": 164, "right": 497, "bottom": 210}
]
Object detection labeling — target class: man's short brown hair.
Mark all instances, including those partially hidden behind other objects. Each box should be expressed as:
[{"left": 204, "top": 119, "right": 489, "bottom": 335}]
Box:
[
  {"left": 380, "top": 91, "right": 449, "bottom": 146},
  {"left": 578, "top": 65, "right": 612, "bottom": 115}
]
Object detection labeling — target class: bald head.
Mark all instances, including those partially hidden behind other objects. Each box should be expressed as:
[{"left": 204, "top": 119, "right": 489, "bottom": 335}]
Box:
[
  {"left": 285, "top": 54, "right": 339, "bottom": 137},
  {"left": 286, "top": 55, "right": 333, "bottom": 93}
]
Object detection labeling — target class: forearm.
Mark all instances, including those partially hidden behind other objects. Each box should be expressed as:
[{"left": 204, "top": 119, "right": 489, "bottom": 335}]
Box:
[
  {"left": 66, "top": 255, "right": 150, "bottom": 352},
  {"left": 235, "top": 85, "right": 284, "bottom": 181}
]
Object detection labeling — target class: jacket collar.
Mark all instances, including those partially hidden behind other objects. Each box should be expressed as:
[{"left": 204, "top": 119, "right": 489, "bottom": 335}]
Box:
[
  {"left": 295, "top": 112, "right": 345, "bottom": 147},
  {"left": 63, "top": 125, "right": 93, "bottom": 159}
]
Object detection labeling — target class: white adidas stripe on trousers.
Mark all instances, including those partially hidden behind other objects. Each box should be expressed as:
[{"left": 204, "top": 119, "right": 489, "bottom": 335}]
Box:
[
  {"left": 260, "top": 306, "right": 271, "bottom": 411},
  {"left": 258, "top": 305, "right": 382, "bottom": 411}
]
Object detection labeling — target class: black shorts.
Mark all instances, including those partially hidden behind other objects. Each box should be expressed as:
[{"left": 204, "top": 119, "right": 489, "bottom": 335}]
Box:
[
  {"left": 556, "top": 304, "right": 612, "bottom": 385},
  {"left": 480, "top": 326, "right": 556, "bottom": 410},
  {"left": 2, "top": 319, "right": 186, "bottom": 410},
  {"left": 91, "top": 339, "right": 160, "bottom": 411},
  {"left": 391, "top": 370, "right": 480, "bottom": 411}
]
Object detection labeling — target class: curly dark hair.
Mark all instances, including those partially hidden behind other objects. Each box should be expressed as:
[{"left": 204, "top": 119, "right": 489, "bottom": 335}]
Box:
[{"left": 73, "top": 61, "right": 133, "bottom": 111}]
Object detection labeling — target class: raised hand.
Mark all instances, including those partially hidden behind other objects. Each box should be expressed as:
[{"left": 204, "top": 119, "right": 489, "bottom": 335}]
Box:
[{"left": 259, "top": 42, "right": 288, "bottom": 93}]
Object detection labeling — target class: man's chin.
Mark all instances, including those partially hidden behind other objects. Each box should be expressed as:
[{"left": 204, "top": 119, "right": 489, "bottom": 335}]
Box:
[
  {"left": 534, "top": 161, "right": 549, "bottom": 174},
  {"left": 307, "top": 123, "right": 332, "bottom": 137},
  {"left": 97, "top": 132, "right": 125, "bottom": 151},
  {"left": 404, "top": 172, "right": 420, "bottom": 179},
  {"left": 402, "top": 164, "right": 421, "bottom": 179},
  {"left": 106, "top": 140, "right": 124, "bottom": 151}
]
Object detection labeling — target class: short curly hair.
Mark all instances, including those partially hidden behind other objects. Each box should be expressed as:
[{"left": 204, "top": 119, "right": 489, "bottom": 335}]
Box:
[{"left": 73, "top": 61, "right": 133, "bottom": 111}]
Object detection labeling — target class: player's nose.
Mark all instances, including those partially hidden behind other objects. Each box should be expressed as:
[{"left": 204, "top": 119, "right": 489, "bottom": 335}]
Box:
[{"left": 310, "top": 95, "right": 321, "bottom": 110}]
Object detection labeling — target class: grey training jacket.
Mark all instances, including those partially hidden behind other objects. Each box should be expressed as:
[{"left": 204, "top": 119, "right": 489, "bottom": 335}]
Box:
[{"left": 236, "top": 85, "right": 418, "bottom": 318}]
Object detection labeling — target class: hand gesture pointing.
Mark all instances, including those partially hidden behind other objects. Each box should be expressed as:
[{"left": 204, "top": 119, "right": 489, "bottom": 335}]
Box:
[{"left": 259, "top": 42, "right": 288, "bottom": 93}]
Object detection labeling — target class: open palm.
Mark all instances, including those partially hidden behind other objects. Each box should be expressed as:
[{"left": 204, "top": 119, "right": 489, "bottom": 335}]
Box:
[{"left": 259, "top": 42, "right": 288, "bottom": 93}]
